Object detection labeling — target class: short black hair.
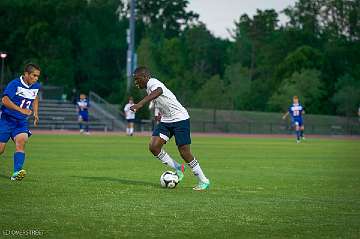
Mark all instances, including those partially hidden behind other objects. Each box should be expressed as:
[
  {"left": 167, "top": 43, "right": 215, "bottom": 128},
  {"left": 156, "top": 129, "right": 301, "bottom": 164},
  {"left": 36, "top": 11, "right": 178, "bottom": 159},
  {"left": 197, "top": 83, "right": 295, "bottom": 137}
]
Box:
[
  {"left": 24, "top": 63, "right": 41, "bottom": 74},
  {"left": 133, "top": 66, "right": 151, "bottom": 78}
]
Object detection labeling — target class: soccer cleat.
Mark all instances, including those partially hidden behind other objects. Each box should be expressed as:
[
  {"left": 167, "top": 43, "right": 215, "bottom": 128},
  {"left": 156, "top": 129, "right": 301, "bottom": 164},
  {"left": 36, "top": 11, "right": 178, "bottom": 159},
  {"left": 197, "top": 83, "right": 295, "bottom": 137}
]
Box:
[
  {"left": 10, "top": 169, "right": 26, "bottom": 181},
  {"left": 193, "top": 180, "right": 210, "bottom": 191},
  {"left": 296, "top": 140, "right": 300, "bottom": 144},
  {"left": 176, "top": 163, "right": 185, "bottom": 182},
  {"left": 301, "top": 136, "right": 306, "bottom": 140}
]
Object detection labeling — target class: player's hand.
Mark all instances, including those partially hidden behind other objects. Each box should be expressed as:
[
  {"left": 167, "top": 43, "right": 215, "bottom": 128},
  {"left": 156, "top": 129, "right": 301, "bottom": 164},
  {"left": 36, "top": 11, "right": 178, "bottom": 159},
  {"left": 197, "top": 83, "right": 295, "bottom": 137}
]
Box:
[
  {"left": 154, "top": 114, "right": 161, "bottom": 122},
  {"left": 34, "top": 114, "right": 39, "bottom": 127},
  {"left": 20, "top": 108, "right": 33, "bottom": 116},
  {"left": 130, "top": 103, "right": 142, "bottom": 112}
]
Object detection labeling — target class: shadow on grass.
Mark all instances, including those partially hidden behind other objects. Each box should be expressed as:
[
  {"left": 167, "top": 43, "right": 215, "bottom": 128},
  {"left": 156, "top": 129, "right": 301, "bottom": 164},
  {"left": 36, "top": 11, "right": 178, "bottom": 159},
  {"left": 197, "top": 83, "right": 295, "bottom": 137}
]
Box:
[
  {"left": 72, "top": 176, "right": 158, "bottom": 187},
  {"left": 0, "top": 173, "right": 9, "bottom": 179}
]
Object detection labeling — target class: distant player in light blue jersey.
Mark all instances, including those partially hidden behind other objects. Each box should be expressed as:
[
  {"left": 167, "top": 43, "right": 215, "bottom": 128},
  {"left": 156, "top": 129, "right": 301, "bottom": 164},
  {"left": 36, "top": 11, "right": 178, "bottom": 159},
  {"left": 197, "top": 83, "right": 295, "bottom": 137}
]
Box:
[
  {"left": 0, "top": 63, "right": 41, "bottom": 180},
  {"left": 282, "top": 96, "right": 305, "bottom": 143},
  {"left": 77, "top": 93, "right": 90, "bottom": 134}
]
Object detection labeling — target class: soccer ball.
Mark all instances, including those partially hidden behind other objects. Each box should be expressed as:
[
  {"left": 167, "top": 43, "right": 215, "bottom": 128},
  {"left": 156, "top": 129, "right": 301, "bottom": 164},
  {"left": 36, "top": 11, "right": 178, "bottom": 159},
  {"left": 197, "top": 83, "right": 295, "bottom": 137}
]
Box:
[{"left": 160, "top": 171, "right": 179, "bottom": 189}]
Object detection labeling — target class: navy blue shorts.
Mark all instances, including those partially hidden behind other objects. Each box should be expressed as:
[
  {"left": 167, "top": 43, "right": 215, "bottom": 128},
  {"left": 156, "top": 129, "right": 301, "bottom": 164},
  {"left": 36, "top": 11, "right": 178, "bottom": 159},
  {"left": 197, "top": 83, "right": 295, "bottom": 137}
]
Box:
[
  {"left": 78, "top": 111, "right": 89, "bottom": 121},
  {"left": 292, "top": 118, "right": 303, "bottom": 127},
  {"left": 152, "top": 119, "right": 191, "bottom": 146},
  {"left": 127, "top": 119, "right": 135, "bottom": 123},
  {"left": 0, "top": 113, "right": 31, "bottom": 143}
]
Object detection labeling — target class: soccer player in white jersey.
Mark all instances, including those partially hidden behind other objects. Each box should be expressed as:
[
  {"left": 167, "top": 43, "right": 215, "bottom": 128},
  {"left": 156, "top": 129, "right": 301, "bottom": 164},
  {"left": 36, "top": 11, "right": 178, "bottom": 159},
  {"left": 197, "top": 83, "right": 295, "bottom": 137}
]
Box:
[
  {"left": 130, "top": 66, "right": 210, "bottom": 191},
  {"left": 124, "top": 96, "right": 135, "bottom": 136}
]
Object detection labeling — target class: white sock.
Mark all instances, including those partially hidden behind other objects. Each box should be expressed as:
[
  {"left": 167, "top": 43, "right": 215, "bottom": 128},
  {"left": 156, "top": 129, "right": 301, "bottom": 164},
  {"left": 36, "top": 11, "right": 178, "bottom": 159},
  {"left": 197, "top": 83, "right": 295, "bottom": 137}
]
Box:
[
  {"left": 188, "top": 158, "right": 208, "bottom": 183},
  {"left": 126, "top": 128, "right": 129, "bottom": 135},
  {"left": 130, "top": 127, "right": 134, "bottom": 134},
  {"left": 156, "top": 149, "right": 181, "bottom": 170}
]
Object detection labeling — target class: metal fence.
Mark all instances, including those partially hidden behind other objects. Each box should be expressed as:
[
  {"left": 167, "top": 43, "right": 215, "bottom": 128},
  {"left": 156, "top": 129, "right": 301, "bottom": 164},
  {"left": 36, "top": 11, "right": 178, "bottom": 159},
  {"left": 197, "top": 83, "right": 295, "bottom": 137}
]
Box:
[
  {"left": 138, "top": 120, "right": 360, "bottom": 135},
  {"left": 137, "top": 107, "right": 360, "bottom": 135}
]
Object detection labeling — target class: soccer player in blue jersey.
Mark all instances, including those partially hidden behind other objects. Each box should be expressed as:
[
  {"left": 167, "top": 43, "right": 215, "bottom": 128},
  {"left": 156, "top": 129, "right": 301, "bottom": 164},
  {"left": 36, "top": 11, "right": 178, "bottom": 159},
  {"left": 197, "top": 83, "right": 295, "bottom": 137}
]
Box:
[
  {"left": 0, "top": 63, "right": 41, "bottom": 180},
  {"left": 282, "top": 96, "right": 305, "bottom": 143},
  {"left": 77, "top": 93, "right": 90, "bottom": 134},
  {"left": 130, "top": 66, "right": 210, "bottom": 191}
]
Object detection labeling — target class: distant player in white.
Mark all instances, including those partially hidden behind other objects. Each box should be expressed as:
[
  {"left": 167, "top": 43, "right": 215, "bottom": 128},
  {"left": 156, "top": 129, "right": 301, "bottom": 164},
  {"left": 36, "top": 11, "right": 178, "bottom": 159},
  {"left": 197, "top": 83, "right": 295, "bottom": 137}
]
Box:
[
  {"left": 130, "top": 66, "right": 210, "bottom": 191},
  {"left": 149, "top": 100, "right": 161, "bottom": 130},
  {"left": 124, "top": 96, "right": 135, "bottom": 136}
]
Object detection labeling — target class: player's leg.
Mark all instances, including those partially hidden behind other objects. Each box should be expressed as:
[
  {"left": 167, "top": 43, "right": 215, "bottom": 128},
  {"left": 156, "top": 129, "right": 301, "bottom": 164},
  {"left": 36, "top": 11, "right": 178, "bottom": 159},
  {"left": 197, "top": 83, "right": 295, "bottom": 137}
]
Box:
[
  {"left": 129, "top": 122, "right": 134, "bottom": 136},
  {"left": 0, "top": 143, "right": 6, "bottom": 155},
  {"left": 0, "top": 118, "right": 11, "bottom": 167},
  {"left": 78, "top": 115, "right": 84, "bottom": 133},
  {"left": 178, "top": 144, "right": 209, "bottom": 190},
  {"left": 150, "top": 123, "right": 182, "bottom": 172},
  {"left": 300, "top": 121, "right": 305, "bottom": 139},
  {"left": 294, "top": 122, "right": 300, "bottom": 143},
  {"left": 174, "top": 119, "right": 210, "bottom": 190},
  {"left": 11, "top": 133, "right": 28, "bottom": 181},
  {"left": 301, "top": 126, "right": 305, "bottom": 139},
  {"left": 149, "top": 136, "right": 182, "bottom": 170},
  {"left": 83, "top": 113, "right": 90, "bottom": 134}
]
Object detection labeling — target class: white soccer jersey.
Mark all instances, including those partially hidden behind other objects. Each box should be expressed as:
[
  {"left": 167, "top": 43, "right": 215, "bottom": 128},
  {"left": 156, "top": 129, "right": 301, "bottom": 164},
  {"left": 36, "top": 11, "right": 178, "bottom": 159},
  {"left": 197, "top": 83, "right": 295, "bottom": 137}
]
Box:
[
  {"left": 124, "top": 103, "right": 135, "bottom": 119},
  {"left": 146, "top": 78, "right": 189, "bottom": 123}
]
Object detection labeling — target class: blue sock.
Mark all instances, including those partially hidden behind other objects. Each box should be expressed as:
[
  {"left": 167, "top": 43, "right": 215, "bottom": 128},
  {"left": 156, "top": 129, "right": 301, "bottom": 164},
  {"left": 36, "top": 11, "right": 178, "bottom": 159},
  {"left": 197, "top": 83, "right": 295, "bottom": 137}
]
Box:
[
  {"left": 296, "top": 130, "right": 300, "bottom": 140},
  {"left": 14, "top": 152, "right": 25, "bottom": 172}
]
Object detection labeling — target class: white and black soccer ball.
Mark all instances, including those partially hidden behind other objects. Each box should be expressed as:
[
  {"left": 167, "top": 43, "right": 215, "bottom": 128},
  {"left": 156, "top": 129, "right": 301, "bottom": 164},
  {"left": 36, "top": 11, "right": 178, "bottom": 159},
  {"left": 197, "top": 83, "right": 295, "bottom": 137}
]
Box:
[{"left": 160, "top": 171, "right": 179, "bottom": 189}]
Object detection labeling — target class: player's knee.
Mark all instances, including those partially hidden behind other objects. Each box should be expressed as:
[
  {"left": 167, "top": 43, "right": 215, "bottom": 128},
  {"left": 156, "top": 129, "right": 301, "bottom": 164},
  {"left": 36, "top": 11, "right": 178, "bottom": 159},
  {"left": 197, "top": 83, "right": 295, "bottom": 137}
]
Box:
[{"left": 0, "top": 147, "right": 5, "bottom": 155}]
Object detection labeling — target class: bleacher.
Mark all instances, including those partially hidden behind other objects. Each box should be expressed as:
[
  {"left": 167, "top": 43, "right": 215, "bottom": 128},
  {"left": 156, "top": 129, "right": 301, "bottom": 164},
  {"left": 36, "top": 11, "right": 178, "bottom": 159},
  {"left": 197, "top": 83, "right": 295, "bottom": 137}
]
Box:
[{"left": 30, "top": 99, "right": 111, "bottom": 131}]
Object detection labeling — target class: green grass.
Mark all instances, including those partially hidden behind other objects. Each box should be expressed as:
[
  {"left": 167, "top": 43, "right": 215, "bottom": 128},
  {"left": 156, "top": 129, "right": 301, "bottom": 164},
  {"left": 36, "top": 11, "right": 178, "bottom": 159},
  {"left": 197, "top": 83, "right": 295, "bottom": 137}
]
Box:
[{"left": 0, "top": 135, "right": 359, "bottom": 238}]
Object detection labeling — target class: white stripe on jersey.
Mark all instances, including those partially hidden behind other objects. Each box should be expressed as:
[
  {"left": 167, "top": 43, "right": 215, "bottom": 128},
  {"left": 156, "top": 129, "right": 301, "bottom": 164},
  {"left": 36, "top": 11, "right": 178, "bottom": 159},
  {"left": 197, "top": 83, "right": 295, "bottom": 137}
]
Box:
[{"left": 15, "top": 87, "right": 39, "bottom": 100}]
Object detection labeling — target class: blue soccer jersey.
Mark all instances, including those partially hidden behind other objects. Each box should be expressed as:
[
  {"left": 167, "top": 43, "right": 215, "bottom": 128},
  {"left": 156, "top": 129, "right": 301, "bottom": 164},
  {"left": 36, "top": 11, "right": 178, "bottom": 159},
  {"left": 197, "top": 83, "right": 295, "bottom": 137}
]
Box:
[
  {"left": 77, "top": 98, "right": 89, "bottom": 121},
  {"left": 1, "top": 76, "right": 41, "bottom": 120},
  {"left": 77, "top": 99, "right": 89, "bottom": 112},
  {"left": 288, "top": 103, "right": 304, "bottom": 122}
]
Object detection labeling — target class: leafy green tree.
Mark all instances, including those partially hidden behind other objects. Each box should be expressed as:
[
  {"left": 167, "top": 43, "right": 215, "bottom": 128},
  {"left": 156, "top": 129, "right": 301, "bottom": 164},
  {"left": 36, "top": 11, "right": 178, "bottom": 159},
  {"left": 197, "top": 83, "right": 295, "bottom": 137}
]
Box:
[
  {"left": 332, "top": 74, "right": 360, "bottom": 116},
  {"left": 193, "top": 75, "right": 232, "bottom": 109},
  {"left": 223, "top": 64, "right": 251, "bottom": 110},
  {"left": 269, "top": 69, "right": 324, "bottom": 112},
  {"left": 134, "top": 0, "right": 198, "bottom": 38}
]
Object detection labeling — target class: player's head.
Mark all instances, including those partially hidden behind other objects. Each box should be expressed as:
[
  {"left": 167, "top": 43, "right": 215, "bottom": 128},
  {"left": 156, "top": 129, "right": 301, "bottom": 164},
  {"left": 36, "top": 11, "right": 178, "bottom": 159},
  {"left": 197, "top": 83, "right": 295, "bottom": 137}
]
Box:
[
  {"left": 128, "top": 96, "right": 134, "bottom": 103},
  {"left": 23, "top": 63, "right": 40, "bottom": 86},
  {"left": 133, "top": 66, "right": 151, "bottom": 89},
  {"left": 80, "top": 94, "right": 86, "bottom": 99},
  {"left": 293, "top": 96, "right": 299, "bottom": 104}
]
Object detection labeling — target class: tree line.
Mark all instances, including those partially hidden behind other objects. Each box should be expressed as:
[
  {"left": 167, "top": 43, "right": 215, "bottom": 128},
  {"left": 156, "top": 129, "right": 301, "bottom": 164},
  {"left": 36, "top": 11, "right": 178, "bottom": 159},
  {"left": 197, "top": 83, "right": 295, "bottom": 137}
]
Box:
[{"left": 0, "top": 0, "right": 359, "bottom": 117}]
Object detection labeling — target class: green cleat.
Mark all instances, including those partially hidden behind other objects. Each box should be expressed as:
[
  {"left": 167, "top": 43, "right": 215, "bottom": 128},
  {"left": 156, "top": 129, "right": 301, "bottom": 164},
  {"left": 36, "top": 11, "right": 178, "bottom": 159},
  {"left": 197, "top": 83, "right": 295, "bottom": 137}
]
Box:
[
  {"left": 193, "top": 180, "right": 210, "bottom": 191},
  {"left": 10, "top": 169, "right": 26, "bottom": 181},
  {"left": 176, "top": 164, "right": 185, "bottom": 182}
]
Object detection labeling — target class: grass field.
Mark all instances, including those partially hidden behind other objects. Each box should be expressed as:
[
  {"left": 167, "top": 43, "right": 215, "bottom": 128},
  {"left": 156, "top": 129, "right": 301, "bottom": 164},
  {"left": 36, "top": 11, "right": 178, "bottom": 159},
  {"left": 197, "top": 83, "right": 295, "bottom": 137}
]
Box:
[{"left": 0, "top": 134, "right": 359, "bottom": 238}]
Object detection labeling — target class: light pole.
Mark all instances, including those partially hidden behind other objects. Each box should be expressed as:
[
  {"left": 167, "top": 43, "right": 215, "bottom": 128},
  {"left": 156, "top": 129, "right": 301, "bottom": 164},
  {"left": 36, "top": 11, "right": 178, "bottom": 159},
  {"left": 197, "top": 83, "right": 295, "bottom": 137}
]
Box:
[
  {"left": 0, "top": 52, "right": 7, "bottom": 93},
  {"left": 126, "top": 0, "right": 136, "bottom": 93}
]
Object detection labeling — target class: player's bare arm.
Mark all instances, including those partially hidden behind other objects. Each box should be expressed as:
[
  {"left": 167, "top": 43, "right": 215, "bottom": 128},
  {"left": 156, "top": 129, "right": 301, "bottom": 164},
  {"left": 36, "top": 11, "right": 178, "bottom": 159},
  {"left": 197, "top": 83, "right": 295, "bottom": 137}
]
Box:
[
  {"left": 33, "top": 96, "right": 39, "bottom": 126},
  {"left": 130, "top": 87, "right": 163, "bottom": 112},
  {"left": 282, "top": 111, "right": 289, "bottom": 120},
  {"left": 2, "top": 96, "right": 32, "bottom": 116}
]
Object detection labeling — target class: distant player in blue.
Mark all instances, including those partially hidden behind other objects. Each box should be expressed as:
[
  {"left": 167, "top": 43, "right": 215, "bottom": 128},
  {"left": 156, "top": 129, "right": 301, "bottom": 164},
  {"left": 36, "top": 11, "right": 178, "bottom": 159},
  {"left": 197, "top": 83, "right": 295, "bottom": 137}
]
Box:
[
  {"left": 282, "top": 96, "right": 305, "bottom": 143},
  {"left": 77, "top": 93, "right": 90, "bottom": 134},
  {"left": 0, "top": 63, "right": 41, "bottom": 180}
]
